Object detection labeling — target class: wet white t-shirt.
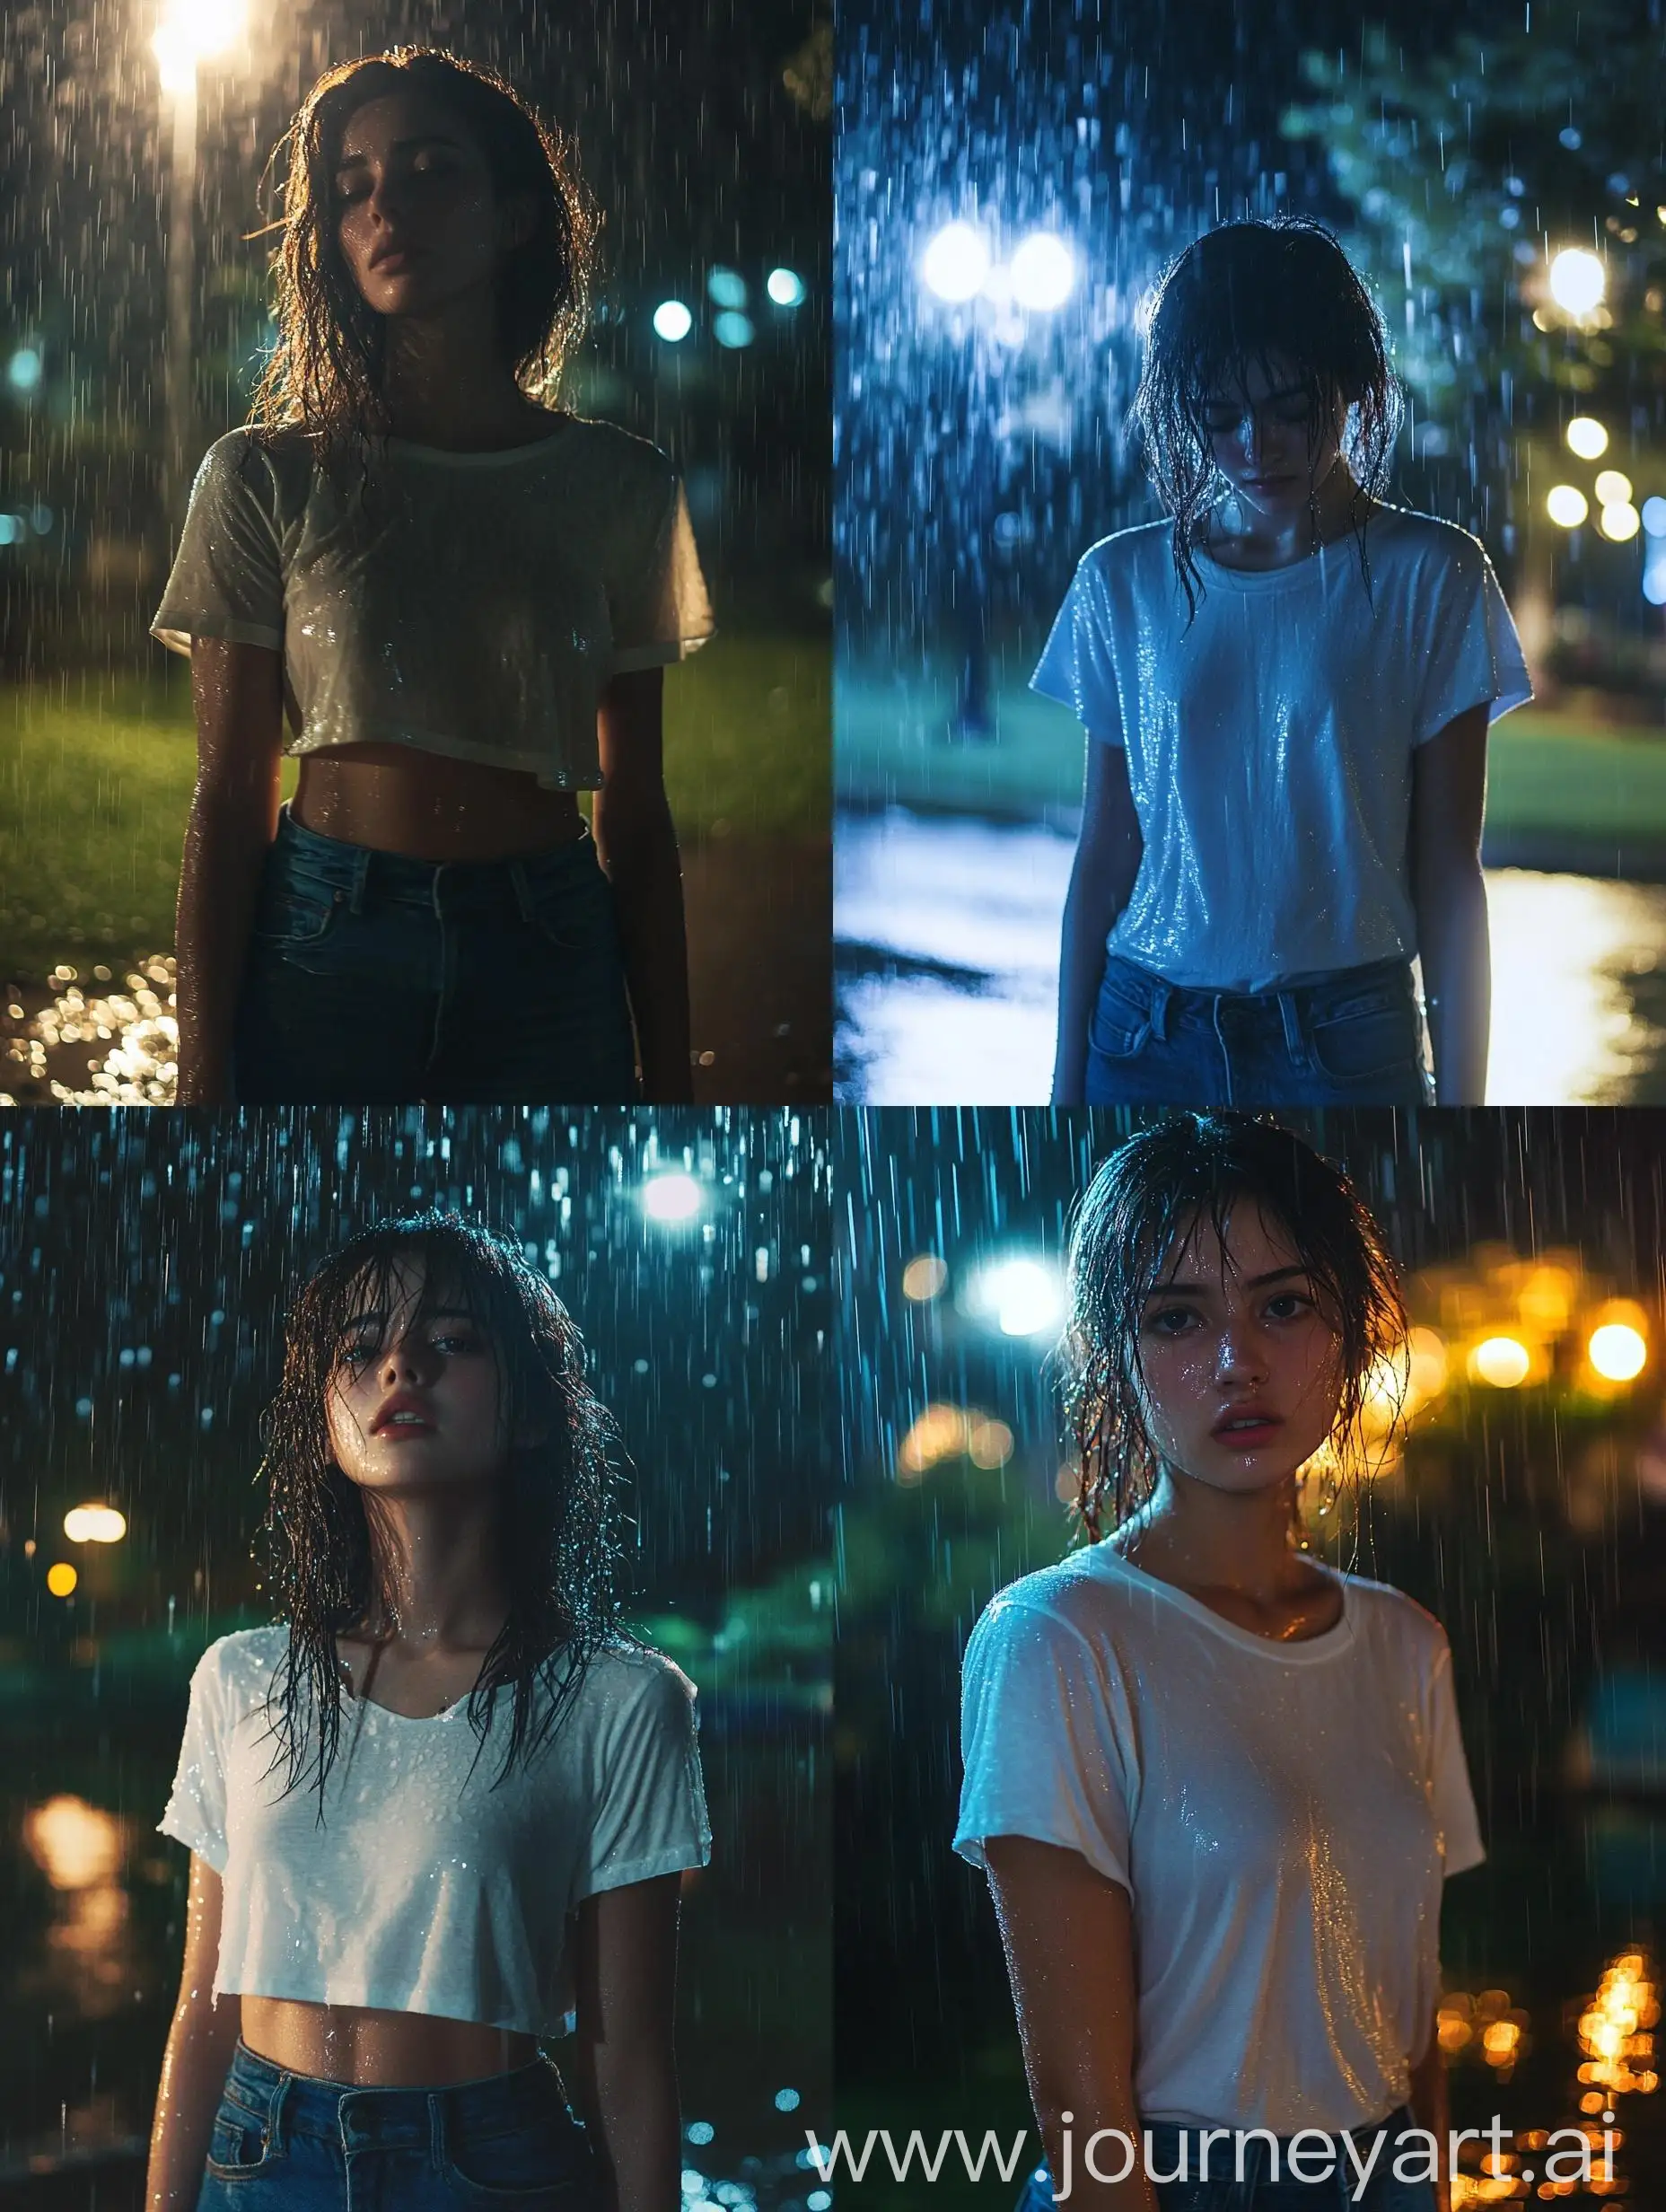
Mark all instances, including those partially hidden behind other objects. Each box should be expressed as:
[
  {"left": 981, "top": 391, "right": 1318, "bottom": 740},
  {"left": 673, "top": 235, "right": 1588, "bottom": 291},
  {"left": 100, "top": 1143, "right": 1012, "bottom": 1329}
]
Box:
[
  {"left": 1030, "top": 508, "right": 1531, "bottom": 991},
  {"left": 158, "top": 1625, "right": 712, "bottom": 2038},
  {"left": 954, "top": 1542, "right": 1486, "bottom": 2135},
  {"left": 150, "top": 417, "right": 716, "bottom": 793}
]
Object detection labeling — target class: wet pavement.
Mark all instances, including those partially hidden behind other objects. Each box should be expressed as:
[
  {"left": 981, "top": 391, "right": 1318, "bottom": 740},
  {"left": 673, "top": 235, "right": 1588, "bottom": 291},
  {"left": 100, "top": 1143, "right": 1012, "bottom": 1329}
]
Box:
[
  {"left": 1, "top": 836, "right": 831, "bottom": 1105},
  {"left": 836, "top": 806, "right": 1666, "bottom": 1104}
]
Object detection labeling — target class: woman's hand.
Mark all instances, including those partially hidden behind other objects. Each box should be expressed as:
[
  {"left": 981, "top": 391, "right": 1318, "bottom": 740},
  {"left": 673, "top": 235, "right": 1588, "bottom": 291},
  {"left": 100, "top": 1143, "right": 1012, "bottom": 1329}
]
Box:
[
  {"left": 594, "top": 670, "right": 693, "bottom": 1103},
  {"left": 145, "top": 1854, "right": 242, "bottom": 2210},
  {"left": 1054, "top": 738, "right": 1143, "bottom": 1104},
  {"left": 1409, "top": 701, "right": 1490, "bottom": 1107},
  {"left": 984, "top": 1835, "right": 1159, "bottom": 2212},
  {"left": 175, "top": 639, "right": 285, "bottom": 1103},
  {"left": 566, "top": 1872, "right": 684, "bottom": 2212}
]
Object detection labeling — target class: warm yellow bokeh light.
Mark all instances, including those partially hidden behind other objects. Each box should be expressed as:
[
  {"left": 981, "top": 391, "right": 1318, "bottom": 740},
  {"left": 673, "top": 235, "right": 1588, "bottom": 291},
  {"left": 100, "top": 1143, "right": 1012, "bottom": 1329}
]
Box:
[
  {"left": 901, "top": 1255, "right": 949, "bottom": 1302},
  {"left": 1469, "top": 1336, "right": 1530, "bottom": 1389},
  {"left": 45, "top": 1562, "right": 78, "bottom": 1597},
  {"left": 898, "top": 1402, "right": 970, "bottom": 1479},
  {"left": 1600, "top": 501, "right": 1641, "bottom": 542},
  {"left": 1589, "top": 1322, "right": 1648, "bottom": 1382},
  {"left": 968, "top": 1418, "right": 1014, "bottom": 1469},
  {"left": 1547, "top": 484, "right": 1590, "bottom": 528},
  {"left": 1565, "top": 417, "right": 1609, "bottom": 460},
  {"left": 1548, "top": 246, "right": 1607, "bottom": 317},
  {"left": 1594, "top": 469, "right": 1635, "bottom": 505},
  {"left": 63, "top": 1504, "right": 127, "bottom": 1545}
]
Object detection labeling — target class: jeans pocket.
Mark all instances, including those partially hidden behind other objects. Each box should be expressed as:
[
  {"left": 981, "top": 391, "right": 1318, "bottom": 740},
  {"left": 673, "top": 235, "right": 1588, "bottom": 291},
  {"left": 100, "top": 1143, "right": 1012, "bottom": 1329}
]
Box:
[
  {"left": 249, "top": 878, "right": 342, "bottom": 951},
  {"left": 1306, "top": 986, "right": 1419, "bottom": 1084},
  {"left": 443, "top": 2111, "right": 598, "bottom": 2208},
  {"left": 1089, "top": 962, "right": 1154, "bottom": 1059},
  {"left": 527, "top": 862, "right": 616, "bottom": 956},
  {"left": 204, "top": 2100, "right": 276, "bottom": 2180}
]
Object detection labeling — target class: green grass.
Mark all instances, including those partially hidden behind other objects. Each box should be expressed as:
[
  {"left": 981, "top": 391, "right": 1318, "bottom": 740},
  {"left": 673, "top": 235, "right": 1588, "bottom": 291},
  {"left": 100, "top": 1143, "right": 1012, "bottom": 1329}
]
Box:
[
  {"left": 0, "top": 634, "right": 829, "bottom": 978},
  {"left": 836, "top": 663, "right": 1666, "bottom": 843}
]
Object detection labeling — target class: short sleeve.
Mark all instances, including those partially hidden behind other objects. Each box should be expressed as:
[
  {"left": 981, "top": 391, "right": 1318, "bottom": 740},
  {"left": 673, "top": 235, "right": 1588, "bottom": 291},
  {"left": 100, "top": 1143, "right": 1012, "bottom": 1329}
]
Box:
[
  {"left": 606, "top": 471, "right": 716, "bottom": 675},
  {"left": 1030, "top": 550, "right": 1125, "bottom": 745},
  {"left": 952, "top": 1596, "right": 1134, "bottom": 1891},
  {"left": 571, "top": 1656, "right": 713, "bottom": 1902},
  {"left": 150, "top": 433, "right": 285, "bottom": 658},
  {"left": 1426, "top": 1637, "right": 1486, "bottom": 1876},
  {"left": 1413, "top": 538, "right": 1532, "bottom": 744},
  {"left": 157, "top": 1644, "right": 230, "bottom": 1873}
]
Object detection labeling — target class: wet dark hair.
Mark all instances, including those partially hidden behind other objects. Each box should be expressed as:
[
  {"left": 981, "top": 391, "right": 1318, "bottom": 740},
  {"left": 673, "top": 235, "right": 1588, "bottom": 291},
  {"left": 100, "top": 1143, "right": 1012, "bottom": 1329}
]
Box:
[
  {"left": 1060, "top": 1114, "right": 1407, "bottom": 1544},
  {"left": 253, "top": 1211, "right": 630, "bottom": 1810},
  {"left": 1126, "top": 217, "right": 1404, "bottom": 628},
  {"left": 242, "top": 46, "right": 600, "bottom": 454}
]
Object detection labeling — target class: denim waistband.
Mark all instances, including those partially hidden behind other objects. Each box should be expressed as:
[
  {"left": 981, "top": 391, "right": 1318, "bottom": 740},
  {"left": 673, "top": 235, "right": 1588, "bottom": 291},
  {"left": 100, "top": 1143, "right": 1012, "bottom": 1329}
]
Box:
[
  {"left": 219, "top": 2036, "right": 573, "bottom": 2152},
  {"left": 1142, "top": 2102, "right": 1416, "bottom": 2147},
  {"left": 268, "top": 804, "right": 600, "bottom": 913},
  {"left": 1107, "top": 952, "right": 1411, "bottom": 1010}
]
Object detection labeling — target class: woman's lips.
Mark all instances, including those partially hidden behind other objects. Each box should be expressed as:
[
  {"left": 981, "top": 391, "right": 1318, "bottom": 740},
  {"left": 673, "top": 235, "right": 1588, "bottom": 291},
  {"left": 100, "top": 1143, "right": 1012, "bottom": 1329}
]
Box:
[{"left": 1211, "top": 1413, "right": 1285, "bottom": 1447}]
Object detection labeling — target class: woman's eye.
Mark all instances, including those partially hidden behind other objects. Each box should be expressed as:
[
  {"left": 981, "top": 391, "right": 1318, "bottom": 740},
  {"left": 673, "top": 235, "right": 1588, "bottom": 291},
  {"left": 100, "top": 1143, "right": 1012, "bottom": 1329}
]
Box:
[
  {"left": 1146, "top": 1304, "right": 1197, "bottom": 1335},
  {"left": 1265, "top": 1293, "right": 1313, "bottom": 1321},
  {"left": 338, "top": 1339, "right": 378, "bottom": 1368}
]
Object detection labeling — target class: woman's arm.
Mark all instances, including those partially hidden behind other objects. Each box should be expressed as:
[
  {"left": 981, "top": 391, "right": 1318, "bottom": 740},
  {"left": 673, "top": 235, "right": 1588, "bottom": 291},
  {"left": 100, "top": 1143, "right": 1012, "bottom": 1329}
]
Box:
[
  {"left": 145, "top": 1854, "right": 242, "bottom": 2212},
  {"left": 1053, "top": 740, "right": 1143, "bottom": 1106},
  {"left": 593, "top": 669, "right": 692, "bottom": 1104},
  {"left": 175, "top": 638, "right": 285, "bottom": 1104},
  {"left": 1406, "top": 2004, "right": 1451, "bottom": 2212},
  {"left": 984, "top": 1836, "right": 1158, "bottom": 2212},
  {"left": 566, "top": 1871, "right": 685, "bottom": 2212},
  {"left": 1408, "top": 701, "right": 1490, "bottom": 1106}
]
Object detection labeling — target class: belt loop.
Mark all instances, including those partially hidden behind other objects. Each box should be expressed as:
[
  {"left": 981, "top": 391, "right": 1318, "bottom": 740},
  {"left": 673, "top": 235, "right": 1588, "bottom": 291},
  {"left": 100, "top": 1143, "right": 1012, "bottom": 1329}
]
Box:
[
  {"left": 266, "top": 2071, "right": 292, "bottom": 2154},
  {"left": 1149, "top": 979, "right": 1171, "bottom": 1044},
  {"left": 428, "top": 2089, "right": 447, "bottom": 2177},
  {"left": 508, "top": 857, "right": 535, "bottom": 922},
  {"left": 348, "top": 844, "right": 371, "bottom": 917},
  {"left": 1277, "top": 988, "right": 1308, "bottom": 1072}
]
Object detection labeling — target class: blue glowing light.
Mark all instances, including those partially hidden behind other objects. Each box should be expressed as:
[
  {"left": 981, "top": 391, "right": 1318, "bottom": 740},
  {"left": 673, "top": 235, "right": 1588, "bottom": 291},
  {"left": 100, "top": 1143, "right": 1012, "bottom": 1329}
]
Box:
[
  {"left": 642, "top": 1173, "right": 703, "bottom": 1224},
  {"left": 7, "top": 348, "right": 41, "bottom": 392},
  {"left": 919, "top": 221, "right": 991, "bottom": 303},
  {"left": 1009, "top": 230, "right": 1075, "bottom": 312},
  {"left": 712, "top": 311, "right": 755, "bottom": 350},
  {"left": 706, "top": 267, "right": 748, "bottom": 310},
  {"left": 766, "top": 267, "right": 806, "bottom": 308},
  {"left": 773, "top": 2087, "right": 802, "bottom": 2111},
  {"left": 0, "top": 516, "right": 20, "bottom": 546},
  {"left": 652, "top": 300, "right": 693, "bottom": 343},
  {"left": 1644, "top": 557, "right": 1666, "bottom": 608},
  {"left": 1643, "top": 496, "right": 1666, "bottom": 539}
]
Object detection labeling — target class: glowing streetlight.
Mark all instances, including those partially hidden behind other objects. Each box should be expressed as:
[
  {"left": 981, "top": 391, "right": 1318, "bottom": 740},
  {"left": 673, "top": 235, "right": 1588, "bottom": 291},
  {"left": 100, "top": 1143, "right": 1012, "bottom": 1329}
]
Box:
[
  {"left": 1008, "top": 231, "right": 1076, "bottom": 312},
  {"left": 1469, "top": 1336, "right": 1531, "bottom": 1388},
  {"left": 1600, "top": 502, "right": 1641, "bottom": 543},
  {"left": 1547, "top": 485, "right": 1590, "bottom": 529},
  {"left": 63, "top": 1504, "right": 127, "bottom": 1544},
  {"left": 1548, "top": 247, "right": 1607, "bottom": 319},
  {"left": 641, "top": 1172, "right": 703, "bottom": 1224},
  {"left": 766, "top": 268, "right": 806, "bottom": 308},
  {"left": 652, "top": 300, "right": 693, "bottom": 343},
  {"left": 1589, "top": 1322, "right": 1647, "bottom": 1382},
  {"left": 46, "top": 1562, "right": 78, "bottom": 1598},
  {"left": 920, "top": 222, "right": 991, "bottom": 304},
  {"left": 1565, "top": 417, "right": 1609, "bottom": 461},
  {"left": 964, "top": 1255, "right": 1065, "bottom": 1339},
  {"left": 1595, "top": 470, "right": 1635, "bottom": 506}
]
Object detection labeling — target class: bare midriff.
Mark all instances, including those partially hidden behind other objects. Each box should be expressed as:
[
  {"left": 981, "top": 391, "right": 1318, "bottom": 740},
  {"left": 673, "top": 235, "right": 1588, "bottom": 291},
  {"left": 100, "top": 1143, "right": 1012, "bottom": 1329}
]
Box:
[
  {"left": 292, "top": 746, "right": 587, "bottom": 865},
  {"left": 239, "top": 1996, "right": 541, "bottom": 2086}
]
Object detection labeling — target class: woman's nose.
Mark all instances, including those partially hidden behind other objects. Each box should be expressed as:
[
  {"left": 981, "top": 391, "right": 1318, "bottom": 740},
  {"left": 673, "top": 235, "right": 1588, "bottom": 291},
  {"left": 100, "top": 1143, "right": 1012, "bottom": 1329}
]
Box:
[{"left": 1215, "top": 1326, "right": 1267, "bottom": 1381}]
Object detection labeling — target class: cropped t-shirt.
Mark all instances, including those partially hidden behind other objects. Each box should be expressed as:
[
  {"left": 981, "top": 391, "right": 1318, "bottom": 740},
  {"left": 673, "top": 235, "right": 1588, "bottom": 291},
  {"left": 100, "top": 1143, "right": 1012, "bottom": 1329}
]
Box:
[
  {"left": 954, "top": 1544, "right": 1486, "bottom": 2136},
  {"left": 157, "top": 1625, "right": 713, "bottom": 2038},
  {"left": 1030, "top": 507, "right": 1532, "bottom": 990},
  {"left": 149, "top": 417, "right": 716, "bottom": 792}
]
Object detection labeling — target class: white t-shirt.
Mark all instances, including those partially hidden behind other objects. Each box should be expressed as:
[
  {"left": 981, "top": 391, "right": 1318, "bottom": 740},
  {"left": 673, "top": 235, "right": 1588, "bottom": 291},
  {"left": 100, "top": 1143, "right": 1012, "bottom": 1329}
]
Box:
[
  {"left": 150, "top": 417, "right": 716, "bottom": 793},
  {"left": 1030, "top": 508, "right": 1532, "bottom": 991},
  {"left": 953, "top": 1542, "right": 1486, "bottom": 2135},
  {"left": 158, "top": 1624, "right": 713, "bottom": 2038}
]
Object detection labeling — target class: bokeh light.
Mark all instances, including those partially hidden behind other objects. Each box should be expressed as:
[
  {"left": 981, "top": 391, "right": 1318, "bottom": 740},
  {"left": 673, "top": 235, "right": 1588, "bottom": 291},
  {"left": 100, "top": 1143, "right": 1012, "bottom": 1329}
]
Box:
[
  {"left": 1565, "top": 417, "right": 1609, "bottom": 460},
  {"left": 901, "top": 1254, "right": 948, "bottom": 1301},
  {"left": 1469, "top": 1335, "right": 1531, "bottom": 1389},
  {"left": 1588, "top": 1321, "right": 1648, "bottom": 1382},
  {"left": 63, "top": 1504, "right": 127, "bottom": 1544},
  {"left": 706, "top": 267, "right": 748, "bottom": 309},
  {"left": 45, "top": 1562, "right": 78, "bottom": 1597},
  {"left": 652, "top": 300, "right": 693, "bottom": 343},
  {"left": 766, "top": 268, "right": 807, "bottom": 308},
  {"left": 1594, "top": 470, "right": 1635, "bottom": 506},
  {"left": 712, "top": 311, "right": 755, "bottom": 350},
  {"left": 1600, "top": 502, "right": 1641, "bottom": 543},
  {"left": 1008, "top": 231, "right": 1076, "bottom": 312},
  {"left": 919, "top": 221, "right": 991, "bottom": 303},
  {"left": 963, "top": 1255, "right": 1065, "bottom": 1338},
  {"left": 1547, "top": 484, "right": 1590, "bottom": 528},
  {"left": 1642, "top": 496, "right": 1666, "bottom": 538},
  {"left": 1548, "top": 246, "right": 1607, "bottom": 317},
  {"left": 641, "top": 1173, "right": 703, "bottom": 1224}
]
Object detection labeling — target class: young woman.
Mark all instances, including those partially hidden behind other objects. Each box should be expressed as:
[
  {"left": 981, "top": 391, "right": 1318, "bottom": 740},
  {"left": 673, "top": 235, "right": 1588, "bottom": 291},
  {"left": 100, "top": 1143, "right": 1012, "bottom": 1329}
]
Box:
[
  {"left": 1038, "top": 218, "right": 1531, "bottom": 1110},
  {"left": 955, "top": 1114, "right": 1485, "bottom": 2212},
  {"left": 146, "top": 1214, "right": 711, "bottom": 2212},
  {"left": 151, "top": 48, "right": 715, "bottom": 1106}
]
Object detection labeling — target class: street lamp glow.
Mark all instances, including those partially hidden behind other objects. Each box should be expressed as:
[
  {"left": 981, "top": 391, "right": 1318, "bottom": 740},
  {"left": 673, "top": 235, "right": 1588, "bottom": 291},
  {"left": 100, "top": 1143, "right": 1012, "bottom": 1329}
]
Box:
[
  {"left": 1600, "top": 502, "right": 1641, "bottom": 542},
  {"left": 1546, "top": 484, "right": 1589, "bottom": 528},
  {"left": 652, "top": 300, "right": 693, "bottom": 342},
  {"left": 6, "top": 349, "right": 41, "bottom": 392},
  {"left": 1589, "top": 1322, "right": 1647, "bottom": 1382},
  {"left": 1565, "top": 417, "right": 1609, "bottom": 461},
  {"left": 766, "top": 267, "right": 806, "bottom": 308},
  {"left": 1548, "top": 247, "right": 1606, "bottom": 318},
  {"left": 1594, "top": 470, "right": 1634, "bottom": 506},
  {"left": 920, "top": 222, "right": 991, "bottom": 304},
  {"left": 1643, "top": 496, "right": 1666, "bottom": 538},
  {"left": 965, "top": 1255, "right": 1065, "bottom": 1339},
  {"left": 641, "top": 1173, "right": 703, "bottom": 1224},
  {"left": 1469, "top": 1335, "right": 1531, "bottom": 1389},
  {"left": 64, "top": 1504, "right": 127, "bottom": 1544},
  {"left": 152, "top": 0, "right": 245, "bottom": 90},
  {"left": 46, "top": 1562, "right": 78, "bottom": 1598},
  {"left": 1008, "top": 231, "right": 1076, "bottom": 312}
]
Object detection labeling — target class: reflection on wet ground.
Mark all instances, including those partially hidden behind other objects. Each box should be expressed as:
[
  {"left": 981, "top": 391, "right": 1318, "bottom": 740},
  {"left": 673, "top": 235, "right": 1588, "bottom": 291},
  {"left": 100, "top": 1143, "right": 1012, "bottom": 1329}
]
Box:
[{"left": 835, "top": 807, "right": 1666, "bottom": 1104}]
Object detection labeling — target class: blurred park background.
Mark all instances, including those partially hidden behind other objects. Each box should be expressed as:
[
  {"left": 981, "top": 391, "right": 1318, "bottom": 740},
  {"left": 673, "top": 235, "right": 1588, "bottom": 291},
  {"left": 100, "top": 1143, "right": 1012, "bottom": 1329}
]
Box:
[
  {"left": 0, "top": 0, "right": 832, "bottom": 1102},
  {"left": 834, "top": 0, "right": 1666, "bottom": 1102},
  {"left": 835, "top": 1107, "right": 1664, "bottom": 2210},
  {"left": 0, "top": 1106, "right": 832, "bottom": 2210}
]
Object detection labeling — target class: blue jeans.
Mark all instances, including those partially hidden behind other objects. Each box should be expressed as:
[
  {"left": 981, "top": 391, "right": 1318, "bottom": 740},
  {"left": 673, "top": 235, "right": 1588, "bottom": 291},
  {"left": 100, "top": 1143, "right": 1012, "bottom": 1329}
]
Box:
[
  {"left": 230, "top": 808, "right": 639, "bottom": 1103},
  {"left": 1083, "top": 953, "right": 1433, "bottom": 1108},
  {"left": 195, "top": 2037, "right": 605, "bottom": 2210},
  {"left": 1013, "top": 2104, "right": 1437, "bottom": 2211}
]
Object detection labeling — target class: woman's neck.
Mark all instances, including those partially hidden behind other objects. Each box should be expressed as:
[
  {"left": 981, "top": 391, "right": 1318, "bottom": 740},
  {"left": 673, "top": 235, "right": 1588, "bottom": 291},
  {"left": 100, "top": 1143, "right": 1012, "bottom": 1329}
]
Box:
[
  {"left": 1110, "top": 1469, "right": 1312, "bottom": 1602},
  {"left": 1201, "top": 462, "right": 1381, "bottom": 572}
]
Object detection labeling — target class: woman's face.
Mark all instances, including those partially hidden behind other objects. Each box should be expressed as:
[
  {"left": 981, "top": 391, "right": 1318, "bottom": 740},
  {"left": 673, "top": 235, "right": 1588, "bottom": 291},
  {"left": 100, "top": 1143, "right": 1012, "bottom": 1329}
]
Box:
[
  {"left": 330, "top": 84, "right": 535, "bottom": 318},
  {"left": 325, "top": 1254, "right": 512, "bottom": 1494},
  {"left": 1131, "top": 1200, "right": 1343, "bottom": 1493},
  {"left": 1197, "top": 352, "right": 1347, "bottom": 520}
]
